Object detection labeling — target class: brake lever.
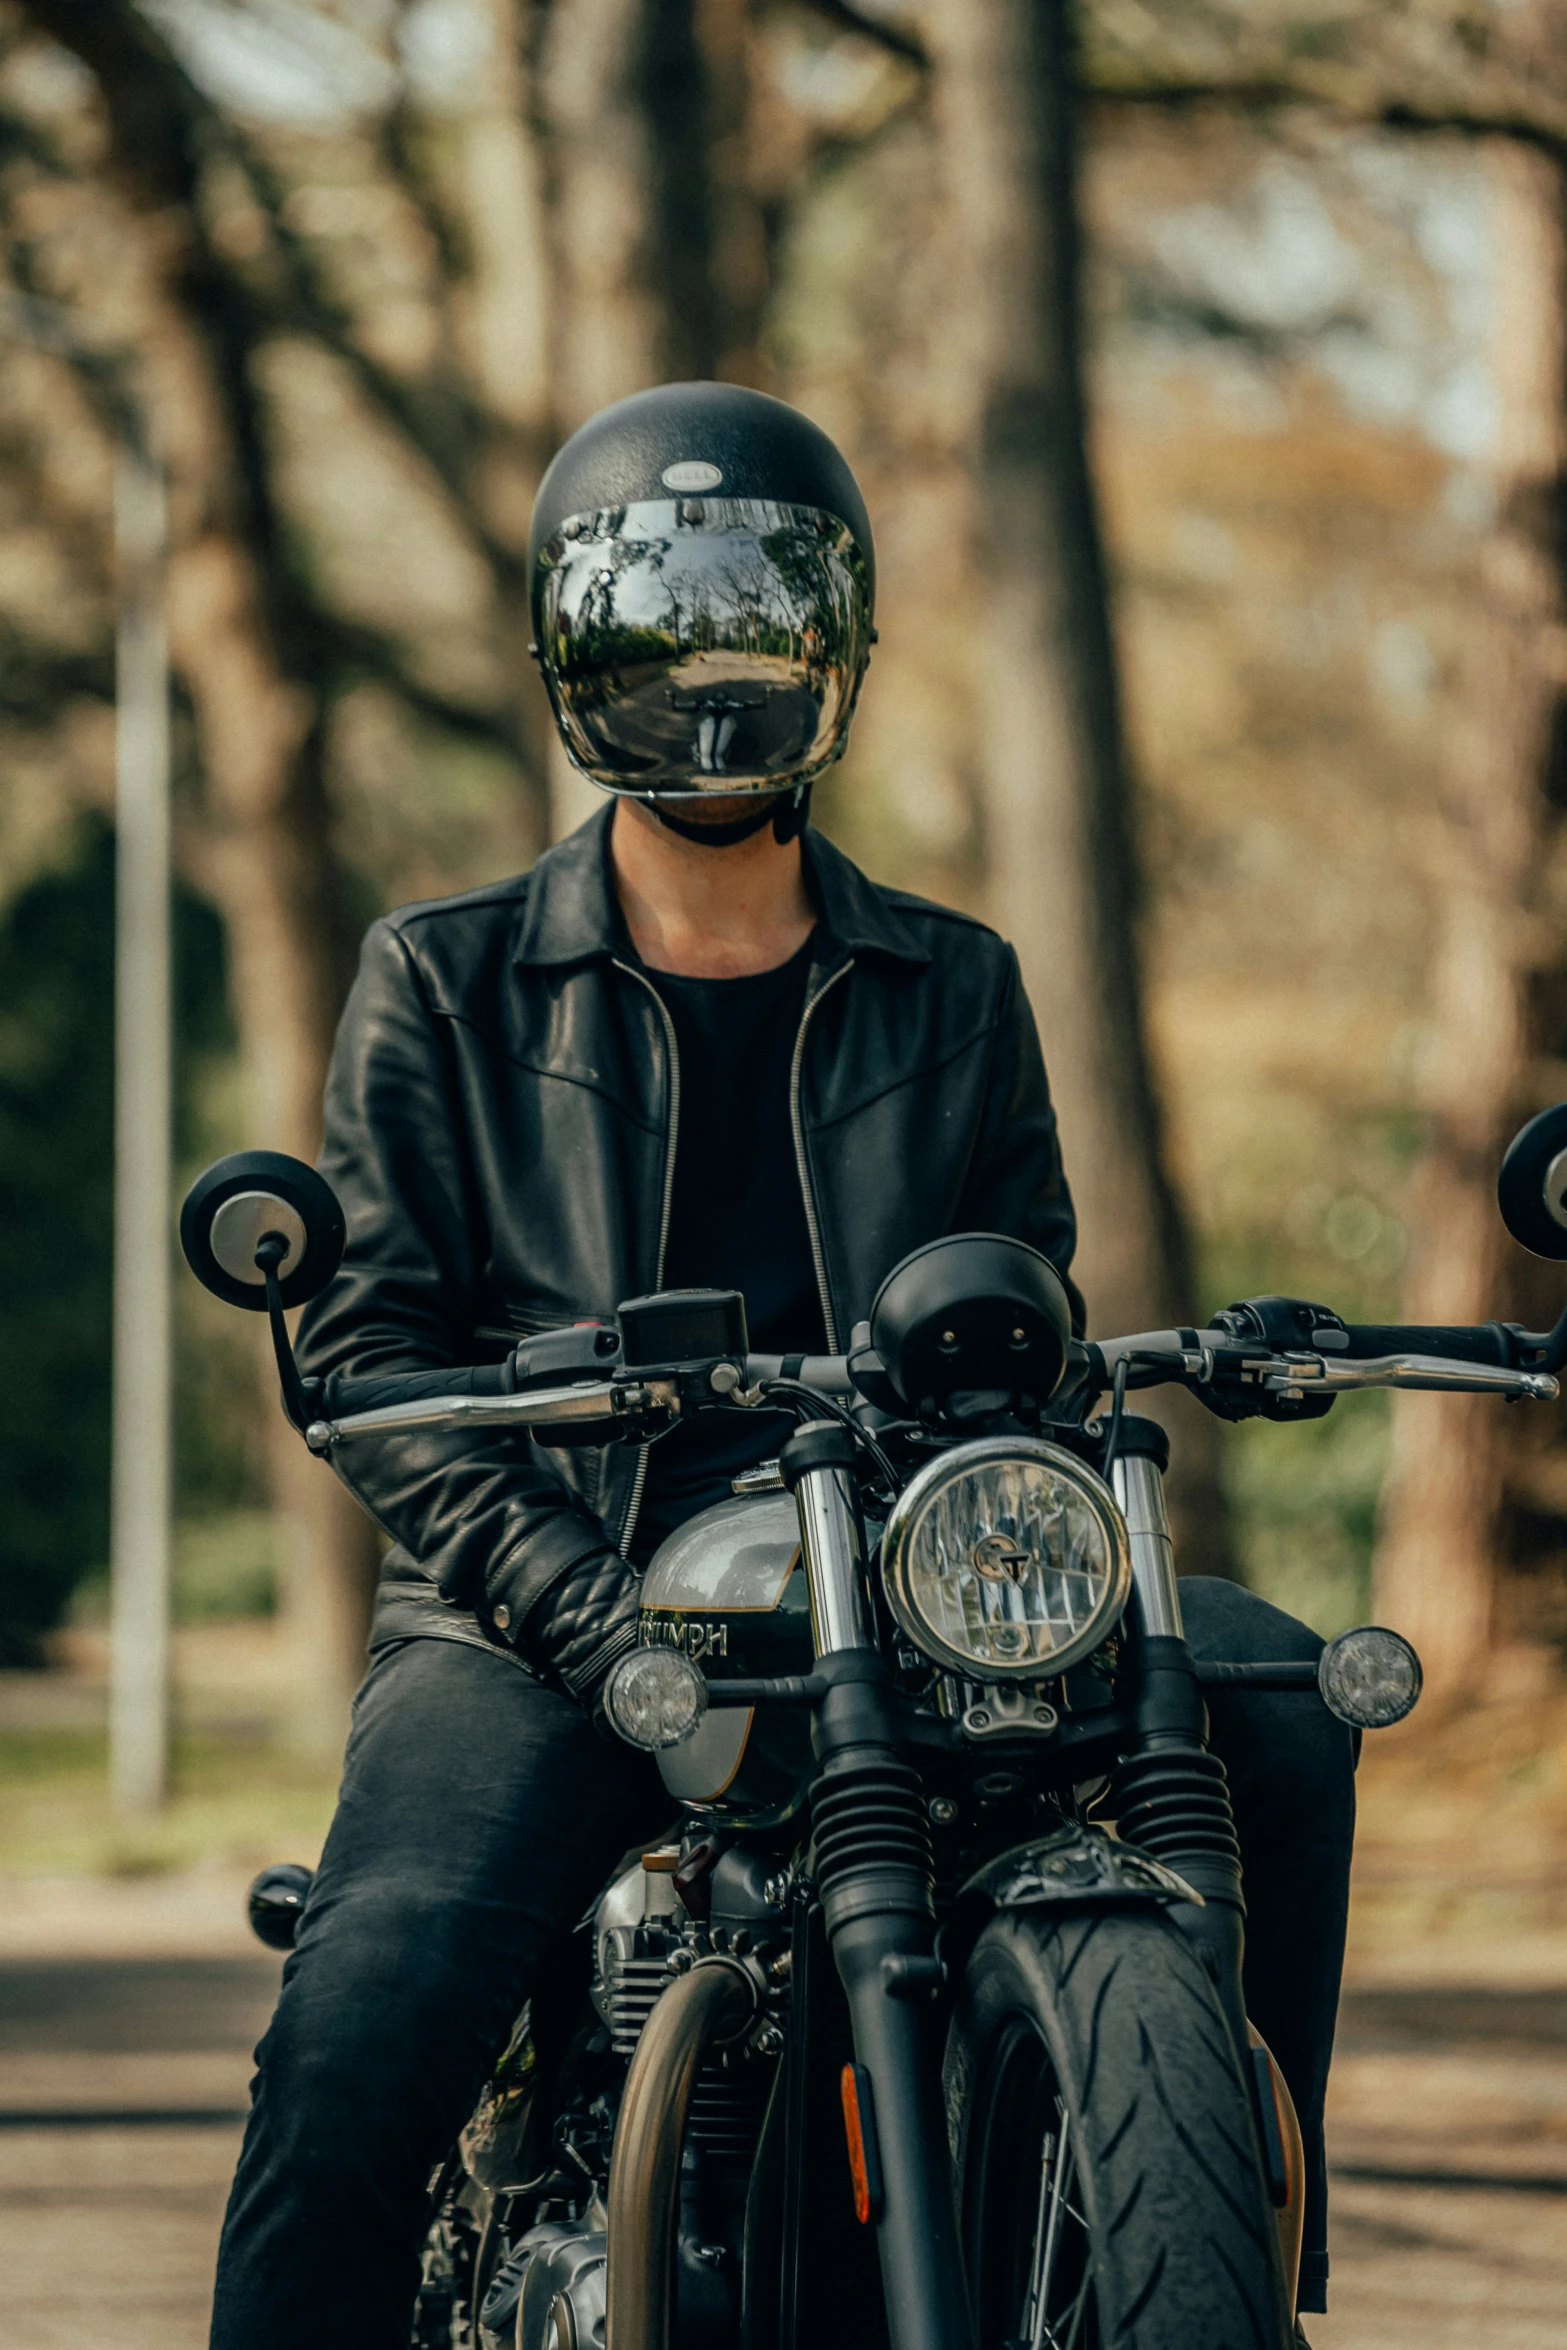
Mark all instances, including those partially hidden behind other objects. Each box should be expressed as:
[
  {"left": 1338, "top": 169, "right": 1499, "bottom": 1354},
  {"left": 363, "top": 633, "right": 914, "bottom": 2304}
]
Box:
[{"left": 1260, "top": 1353, "right": 1558, "bottom": 1402}]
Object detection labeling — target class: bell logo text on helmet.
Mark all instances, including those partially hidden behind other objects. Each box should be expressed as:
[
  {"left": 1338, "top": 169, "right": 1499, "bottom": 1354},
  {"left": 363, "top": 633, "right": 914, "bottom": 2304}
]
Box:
[{"left": 661, "top": 459, "right": 724, "bottom": 491}]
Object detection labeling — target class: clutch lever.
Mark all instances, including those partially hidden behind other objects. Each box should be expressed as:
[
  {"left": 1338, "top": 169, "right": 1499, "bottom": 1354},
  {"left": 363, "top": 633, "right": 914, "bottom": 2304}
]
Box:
[{"left": 305, "top": 1376, "right": 677, "bottom": 1451}]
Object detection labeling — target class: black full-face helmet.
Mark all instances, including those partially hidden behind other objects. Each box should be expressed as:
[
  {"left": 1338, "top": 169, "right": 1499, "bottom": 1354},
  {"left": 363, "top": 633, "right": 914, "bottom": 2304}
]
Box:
[{"left": 529, "top": 383, "right": 875, "bottom": 809}]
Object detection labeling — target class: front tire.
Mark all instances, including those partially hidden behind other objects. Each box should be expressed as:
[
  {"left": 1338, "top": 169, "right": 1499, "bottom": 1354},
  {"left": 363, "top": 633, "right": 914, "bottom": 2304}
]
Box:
[{"left": 945, "top": 1908, "right": 1292, "bottom": 2350}]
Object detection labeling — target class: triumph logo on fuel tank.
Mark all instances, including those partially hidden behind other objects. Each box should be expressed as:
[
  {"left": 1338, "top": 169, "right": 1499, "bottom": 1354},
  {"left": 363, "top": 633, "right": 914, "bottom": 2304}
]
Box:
[{"left": 641, "top": 1613, "right": 729, "bottom": 1661}]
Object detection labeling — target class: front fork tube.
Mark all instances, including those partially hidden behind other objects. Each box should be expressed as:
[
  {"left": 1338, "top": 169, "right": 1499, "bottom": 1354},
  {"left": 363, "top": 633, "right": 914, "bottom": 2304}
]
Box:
[
  {"left": 781, "top": 1424, "right": 975, "bottom": 2350},
  {"left": 1111, "top": 1442, "right": 1251, "bottom": 2064}
]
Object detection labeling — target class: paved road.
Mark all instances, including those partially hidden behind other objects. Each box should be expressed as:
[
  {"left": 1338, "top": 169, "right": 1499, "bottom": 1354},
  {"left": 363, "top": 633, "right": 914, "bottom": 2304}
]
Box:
[
  {"left": 1, "top": 1961, "right": 1563, "bottom": 2348},
  {"left": 0, "top": 1957, "right": 276, "bottom": 2350}
]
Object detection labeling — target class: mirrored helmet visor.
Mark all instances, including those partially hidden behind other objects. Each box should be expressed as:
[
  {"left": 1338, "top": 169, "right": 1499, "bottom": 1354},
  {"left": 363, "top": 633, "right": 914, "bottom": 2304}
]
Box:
[{"left": 533, "top": 497, "right": 873, "bottom": 797}]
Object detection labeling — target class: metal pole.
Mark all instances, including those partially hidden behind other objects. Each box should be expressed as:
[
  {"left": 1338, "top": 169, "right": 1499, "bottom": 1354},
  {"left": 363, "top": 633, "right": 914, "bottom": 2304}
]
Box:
[{"left": 109, "top": 446, "right": 172, "bottom": 1816}]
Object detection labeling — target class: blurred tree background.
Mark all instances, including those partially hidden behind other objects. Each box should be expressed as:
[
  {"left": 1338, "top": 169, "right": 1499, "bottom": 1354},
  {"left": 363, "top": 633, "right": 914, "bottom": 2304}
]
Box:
[{"left": 1, "top": 0, "right": 1567, "bottom": 1731}]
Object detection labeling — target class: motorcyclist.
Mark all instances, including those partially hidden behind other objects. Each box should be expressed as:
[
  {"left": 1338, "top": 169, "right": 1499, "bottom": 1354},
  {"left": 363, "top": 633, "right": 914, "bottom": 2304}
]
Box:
[{"left": 208, "top": 383, "right": 1351, "bottom": 2348}]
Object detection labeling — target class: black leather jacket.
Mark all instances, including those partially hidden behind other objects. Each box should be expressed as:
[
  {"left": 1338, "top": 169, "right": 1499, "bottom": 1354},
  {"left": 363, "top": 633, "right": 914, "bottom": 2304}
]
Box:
[{"left": 298, "top": 806, "right": 1081, "bottom": 1675}]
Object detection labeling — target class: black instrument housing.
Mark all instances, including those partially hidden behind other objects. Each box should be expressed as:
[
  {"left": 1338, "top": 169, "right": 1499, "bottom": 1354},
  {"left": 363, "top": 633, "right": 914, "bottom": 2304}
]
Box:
[{"left": 870, "top": 1234, "right": 1071, "bottom": 1411}]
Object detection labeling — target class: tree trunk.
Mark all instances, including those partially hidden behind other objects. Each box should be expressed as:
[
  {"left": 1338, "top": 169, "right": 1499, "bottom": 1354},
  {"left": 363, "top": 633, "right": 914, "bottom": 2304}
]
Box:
[
  {"left": 930, "top": 0, "right": 1231, "bottom": 1568},
  {"left": 11, "top": 0, "right": 388, "bottom": 1751},
  {"left": 149, "top": 304, "right": 383, "bottom": 1753},
  {"left": 450, "top": 0, "right": 558, "bottom": 832},
  {"left": 533, "top": 0, "right": 769, "bottom": 840},
  {"left": 1375, "top": 145, "right": 1567, "bottom": 1703}
]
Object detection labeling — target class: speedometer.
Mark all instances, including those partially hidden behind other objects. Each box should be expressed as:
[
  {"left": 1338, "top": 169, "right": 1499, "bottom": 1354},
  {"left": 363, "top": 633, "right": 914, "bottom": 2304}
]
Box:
[{"left": 880, "top": 1438, "right": 1130, "bottom": 1682}]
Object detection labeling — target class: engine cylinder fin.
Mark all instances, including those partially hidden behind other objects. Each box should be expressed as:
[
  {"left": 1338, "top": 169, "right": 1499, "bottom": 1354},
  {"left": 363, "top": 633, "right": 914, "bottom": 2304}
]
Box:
[
  {"left": 604, "top": 1954, "right": 674, "bottom": 2058},
  {"left": 688, "top": 2063, "right": 768, "bottom": 2165}
]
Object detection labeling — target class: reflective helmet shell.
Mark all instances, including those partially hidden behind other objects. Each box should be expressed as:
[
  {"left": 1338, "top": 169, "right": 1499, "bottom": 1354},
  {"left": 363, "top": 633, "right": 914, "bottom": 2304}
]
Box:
[{"left": 529, "top": 383, "right": 875, "bottom": 799}]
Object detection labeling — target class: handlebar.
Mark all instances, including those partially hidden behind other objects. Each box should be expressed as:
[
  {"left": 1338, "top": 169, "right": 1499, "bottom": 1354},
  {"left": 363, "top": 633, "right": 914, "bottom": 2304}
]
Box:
[
  {"left": 740, "top": 1353, "right": 856, "bottom": 1395},
  {"left": 304, "top": 1351, "right": 857, "bottom": 1452},
  {"left": 1341, "top": 1323, "right": 1514, "bottom": 1365},
  {"left": 303, "top": 1377, "right": 670, "bottom": 1451},
  {"left": 301, "top": 1312, "right": 1560, "bottom": 1455},
  {"left": 1091, "top": 1327, "right": 1558, "bottom": 1404}
]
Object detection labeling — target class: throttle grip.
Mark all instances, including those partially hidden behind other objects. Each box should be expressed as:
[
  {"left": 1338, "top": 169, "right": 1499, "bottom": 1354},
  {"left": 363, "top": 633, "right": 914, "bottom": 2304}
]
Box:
[
  {"left": 1339, "top": 1323, "right": 1515, "bottom": 1367},
  {"left": 321, "top": 1362, "right": 515, "bottom": 1416}
]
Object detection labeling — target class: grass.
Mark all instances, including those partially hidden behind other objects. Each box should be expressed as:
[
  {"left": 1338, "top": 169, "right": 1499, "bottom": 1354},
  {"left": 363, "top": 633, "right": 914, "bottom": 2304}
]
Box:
[{"left": 0, "top": 1722, "right": 336, "bottom": 1879}]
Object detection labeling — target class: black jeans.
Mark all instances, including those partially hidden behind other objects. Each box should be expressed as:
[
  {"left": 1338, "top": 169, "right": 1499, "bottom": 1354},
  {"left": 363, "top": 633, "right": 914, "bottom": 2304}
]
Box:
[{"left": 209, "top": 1581, "right": 1354, "bottom": 2347}]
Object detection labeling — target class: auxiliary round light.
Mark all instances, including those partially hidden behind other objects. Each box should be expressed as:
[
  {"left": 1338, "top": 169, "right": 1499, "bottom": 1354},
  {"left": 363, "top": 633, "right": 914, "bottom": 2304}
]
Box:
[
  {"left": 880, "top": 1438, "right": 1130, "bottom": 1684},
  {"left": 604, "top": 1645, "right": 709, "bottom": 1750},
  {"left": 1316, "top": 1626, "right": 1422, "bottom": 1729}
]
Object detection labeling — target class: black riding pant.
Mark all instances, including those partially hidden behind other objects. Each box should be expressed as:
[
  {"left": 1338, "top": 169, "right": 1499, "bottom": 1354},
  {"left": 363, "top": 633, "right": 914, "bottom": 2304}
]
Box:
[{"left": 208, "top": 1579, "right": 1354, "bottom": 2348}]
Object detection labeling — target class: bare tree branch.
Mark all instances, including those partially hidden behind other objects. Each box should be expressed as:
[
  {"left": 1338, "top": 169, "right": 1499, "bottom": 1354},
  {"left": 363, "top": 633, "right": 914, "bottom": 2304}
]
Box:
[
  {"left": 14, "top": 1, "right": 534, "bottom": 587},
  {"left": 377, "top": 91, "right": 474, "bottom": 291},
  {"left": 1082, "top": 59, "right": 1567, "bottom": 157},
  {"left": 222, "top": 128, "right": 531, "bottom": 581},
  {"left": 0, "top": 628, "right": 112, "bottom": 721},
  {"left": 789, "top": 0, "right": 929, "bottom": 74}
]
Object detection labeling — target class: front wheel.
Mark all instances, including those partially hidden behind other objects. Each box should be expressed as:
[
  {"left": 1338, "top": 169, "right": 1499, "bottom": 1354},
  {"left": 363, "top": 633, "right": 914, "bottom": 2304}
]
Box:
[{"left": 945, "top": 1908, "right": 1293, "bottom": 2350}]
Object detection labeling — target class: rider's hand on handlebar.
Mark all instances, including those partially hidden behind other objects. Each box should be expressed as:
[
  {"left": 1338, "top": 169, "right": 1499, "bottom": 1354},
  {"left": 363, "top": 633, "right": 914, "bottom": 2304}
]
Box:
[{"left": 503, "top": 1545, "right": 642, "bottom": 1736}]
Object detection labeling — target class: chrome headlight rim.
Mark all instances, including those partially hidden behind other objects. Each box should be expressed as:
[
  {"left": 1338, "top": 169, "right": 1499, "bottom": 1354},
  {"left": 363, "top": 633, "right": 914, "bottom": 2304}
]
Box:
[{"left": 880, "top": 1436, "right": 1131, "bottom": 1684}]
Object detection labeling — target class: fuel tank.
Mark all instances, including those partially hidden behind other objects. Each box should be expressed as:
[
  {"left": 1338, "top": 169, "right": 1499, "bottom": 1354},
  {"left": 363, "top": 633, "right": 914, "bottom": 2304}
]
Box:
[{"left": 639, "top": 1492, "right": 816, "bottom": 1826}]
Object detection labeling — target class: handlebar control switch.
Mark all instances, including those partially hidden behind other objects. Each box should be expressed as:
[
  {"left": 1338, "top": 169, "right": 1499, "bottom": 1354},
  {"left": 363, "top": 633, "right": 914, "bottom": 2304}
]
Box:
[
  {"left": 1197, "top": 1297, "right": 1346, "bottom": 1423},
  {"left": 1212, "top": 1296, "right": 1349, "bottom": 1352},
  {"left": 1317, "top": 1626, "right": 1422, "bottom": 1729},
  {"left": 509, "top": 1322, "right": 622, "bottom": 1388}
]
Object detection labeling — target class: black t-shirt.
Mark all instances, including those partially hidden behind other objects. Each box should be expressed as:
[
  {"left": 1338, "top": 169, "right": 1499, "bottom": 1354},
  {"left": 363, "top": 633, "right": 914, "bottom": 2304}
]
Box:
[{"left": 630, "top": 933, "right": 827, "bottom": 1563}]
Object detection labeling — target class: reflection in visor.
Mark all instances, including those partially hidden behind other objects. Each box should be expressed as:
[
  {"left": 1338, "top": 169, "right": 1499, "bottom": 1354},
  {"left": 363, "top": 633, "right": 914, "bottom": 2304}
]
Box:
[{"left": 533, "top": 498, "right": 874, "bottom": 796}]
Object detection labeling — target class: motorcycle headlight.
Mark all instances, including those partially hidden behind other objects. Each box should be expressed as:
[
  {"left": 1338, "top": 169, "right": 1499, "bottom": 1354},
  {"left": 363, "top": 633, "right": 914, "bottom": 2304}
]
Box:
[{"left": 881, "top": 1439, "right": 1130, "bottom": 1683}]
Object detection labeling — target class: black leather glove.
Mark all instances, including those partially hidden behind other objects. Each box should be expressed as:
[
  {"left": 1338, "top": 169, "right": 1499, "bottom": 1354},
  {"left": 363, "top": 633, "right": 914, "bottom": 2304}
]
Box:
[{"left": 513, "top": 1545, "right": 642, "bottom": 1725}]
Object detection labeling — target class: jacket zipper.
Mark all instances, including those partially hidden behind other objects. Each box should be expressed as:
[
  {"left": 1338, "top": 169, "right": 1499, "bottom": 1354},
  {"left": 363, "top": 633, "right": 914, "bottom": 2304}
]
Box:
[
  {"left": 791, "top": 959, "right": 853, "bottom": 1354},
  {"left": 611, "top": 959, "right": 681, "bottom": 1556}
]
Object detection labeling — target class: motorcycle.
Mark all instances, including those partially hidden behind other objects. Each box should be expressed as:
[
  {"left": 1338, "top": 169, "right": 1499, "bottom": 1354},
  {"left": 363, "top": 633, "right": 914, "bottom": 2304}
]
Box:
[{"left": 178, "top": 1099, "right": 1567, "bottom": 2350}]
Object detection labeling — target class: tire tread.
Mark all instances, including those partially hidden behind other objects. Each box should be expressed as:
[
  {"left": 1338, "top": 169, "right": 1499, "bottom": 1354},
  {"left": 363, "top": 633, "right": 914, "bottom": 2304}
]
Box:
[{"left": 947, "top": 1908, "right": 1291, "bottom": 2350}]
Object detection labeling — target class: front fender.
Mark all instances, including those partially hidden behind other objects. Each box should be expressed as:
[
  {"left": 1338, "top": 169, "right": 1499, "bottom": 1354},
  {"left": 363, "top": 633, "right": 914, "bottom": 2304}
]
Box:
[{"left": 939, "top": 1826, "right": 1200, "bottom": 1985}]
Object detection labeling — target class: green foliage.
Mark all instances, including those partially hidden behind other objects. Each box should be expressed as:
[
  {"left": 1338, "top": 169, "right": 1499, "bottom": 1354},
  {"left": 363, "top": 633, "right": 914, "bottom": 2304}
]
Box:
[
  {"left": 0, "top": 816, "right": 237, "bottom": 1663},
  {"left": 1226, "top": 1400, "right": 1389, "bottom": 1638},
  {"left": 174, "top": 1510, "right": 278, "bottom": 1621},
  {"left": 1198, "top": 1222, "right": 1398, "bottom": 1637},
  {"left": 70, "top": 1509, "right": 280, "bottom": 1627}
]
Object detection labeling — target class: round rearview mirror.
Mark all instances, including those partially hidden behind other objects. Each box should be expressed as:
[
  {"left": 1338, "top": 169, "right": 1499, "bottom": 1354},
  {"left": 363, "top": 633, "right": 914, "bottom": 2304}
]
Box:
[
  {"left": 1498, "top": 1104, "right": 1567, "bottom": 1260},
  {"left": 870, "top": 1233, "right": 1071, "bottom": 1410},
  {"left": 180, "top": 1151, "right": 346, "bottom": 1311}
]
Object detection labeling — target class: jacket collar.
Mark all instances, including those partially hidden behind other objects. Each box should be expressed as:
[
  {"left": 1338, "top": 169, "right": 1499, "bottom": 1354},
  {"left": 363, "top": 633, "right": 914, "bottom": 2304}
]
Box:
[{"left": 512, "top": 801, "right": 931, "bottom": 969}]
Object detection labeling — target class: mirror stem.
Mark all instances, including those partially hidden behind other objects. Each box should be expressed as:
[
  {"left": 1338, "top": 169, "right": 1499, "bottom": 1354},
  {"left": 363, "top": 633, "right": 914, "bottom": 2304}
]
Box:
[
  {"left": 253, "top": 1232, "right": 314, "bottom": 1434},
  {"left": 1515, "top": 1298, "right": 1567, "bottom": 1376}
]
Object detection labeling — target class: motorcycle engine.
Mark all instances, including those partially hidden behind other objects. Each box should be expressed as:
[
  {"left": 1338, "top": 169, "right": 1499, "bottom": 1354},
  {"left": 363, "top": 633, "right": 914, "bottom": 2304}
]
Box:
[
  {"left": 592, "top": 1846, "right": 784, "bottom": 2164},
  {"left": 483, "top": 2212, "right": 607, "bottom": 2350},
  {"left": 480, "top": 1847, "right": 785, "bottom": 2350}
]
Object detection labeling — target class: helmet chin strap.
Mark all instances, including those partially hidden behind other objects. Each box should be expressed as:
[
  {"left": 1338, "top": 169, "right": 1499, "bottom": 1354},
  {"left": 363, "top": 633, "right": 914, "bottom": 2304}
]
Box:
[{"left": 650, "top": 784, "right": 812, "bottom": 848}]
